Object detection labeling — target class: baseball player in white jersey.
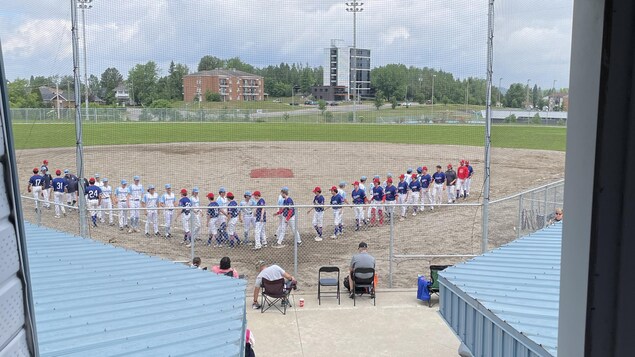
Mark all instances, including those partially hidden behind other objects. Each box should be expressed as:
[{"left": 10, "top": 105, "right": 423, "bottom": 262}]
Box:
[
  {"left": 93, "top": 173, "right": 103, "bottom": 221},
  {"left": 358, "top": 176, "right": 368, "bottom": 224},
  {"left": 114, "top": 179, "right": 131, "bottom": 230},
  {"left": 128, "top": 176, "right": 144, "bottom": 233},
  {"left": 216, "top": 187, "right": 229, "bottom": 244},
  {"left": 159, "top": 184, "right": 176, "bottom": 238},
  {"left": 142, "top": 185, "right": 159, "bottom": 236},
  {"left": 404, "top": 168, "right": 413, "bottom": 185},
  {"left": 275, "top": 192, "right": 285, "bottom": 239},
  {"left": 99, "top": 178, "right": 114, "bottom": 225},
  {"left": 239, "top": 191, "right": 256, "bottom": 244},
  {"left": 190, "top": 187, "right": 202, "bottom": 241}
]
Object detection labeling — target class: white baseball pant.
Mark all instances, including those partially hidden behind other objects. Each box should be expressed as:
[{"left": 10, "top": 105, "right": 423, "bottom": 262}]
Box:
[
  {"left": 243, "top": 214, "right": 255, "bottom": 239},
  {"left": 53, "top": 191, "right": 66, "bottom": 216},
  {"left": 181, "top": 212, "right": 191, "bottom": 233},
  {"left": 31, "top": 186, "right": 42, "bottom": 209},
  {"left": 312, "top": 211, "right": 324, "bottom": 228},
  {"left": 101, "top": 198, "right": 113, "bottom": 224},
  {"left": 117, "top": 200, "right": 128, "bottom": 228},
  {"left": 447, "top": 184, "right": 456, "bottom": 203},
  {"left": 87, "top": 199, "right": 99, "bottom": 218},
  {"left": 42, "top": 188, "right": 51, "bottom": 208},
  {"left": 398, "top": 194, "right": 408, "bottom": 217},
  {"left": 146, "top": 209, "right": 158, "bottom": 234},
  {"left": 164, "top": 209, "right": 174, "bottom": 235},
  {"left": 432, "top": 184, "right": 444, "bottom": 206},
  {"left": 409, "top": 191, "right": 420, "bottom": 214},
  {"left": 254, "top": 221, "right": 267, "bottom": 248},
  {"left": 456, "top": 179, "right": 466, "bottom": 197},
  {"left": 353, "top": 206, "right": 364, "bottom": 223},
  {"left": 278, "top": 216, "right": 301, "bottom": 244},
  {"left": 227, "top": 216, "right": 238, "bottom": 236}
]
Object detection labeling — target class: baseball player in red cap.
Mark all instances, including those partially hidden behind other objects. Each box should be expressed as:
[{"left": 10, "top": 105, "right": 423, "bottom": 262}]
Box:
[
  {"left": 456, "top": 160, "right": 470, "bottom": 199},
  {"left": 27, "top": 167, "right": 43, "bottom": 211},
  {"left": 351, "top": 181, "right": 367, "bottom": 230},
  {"left": 51, "top": 169, "right": 67, "bottom": 218},
  {"left": 307, "top": 186, "right": 325, "bottom": 241},
  {"left": 397, "top": 174, "right": 409, "bottom": 220},
  {"left": 85, "top": 178, "right": 102, "bottom": 227}
]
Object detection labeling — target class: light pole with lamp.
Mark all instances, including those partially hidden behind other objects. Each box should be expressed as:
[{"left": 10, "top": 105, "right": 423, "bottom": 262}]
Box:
[
  {"left": 431, "top": 74, "right": 436, "bottom": 120},
  {"left": 526, "top": 79, "right": 531, "bottom": 110},
  {"left": 346, "top": 1, "right": 363, "bottom": 122},
  {"left": 77, "top": 0, "right": 93, "bottom": 118}
]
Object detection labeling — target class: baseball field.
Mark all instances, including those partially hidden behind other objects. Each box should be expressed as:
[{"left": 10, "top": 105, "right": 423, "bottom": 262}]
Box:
[{"left": 16, "top": 122, "right": 566, "bottom": 289}]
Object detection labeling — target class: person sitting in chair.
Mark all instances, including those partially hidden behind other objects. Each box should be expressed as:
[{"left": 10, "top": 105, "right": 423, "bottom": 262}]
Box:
[
  {"left": 252, "top": 260, "right": 296, "bottom": 309},
  {"left": 211, "top": 256, "right": 239, "bottom": 278},
  {"left": 348, "top": 241, "right": 376, "bottom": 298}
]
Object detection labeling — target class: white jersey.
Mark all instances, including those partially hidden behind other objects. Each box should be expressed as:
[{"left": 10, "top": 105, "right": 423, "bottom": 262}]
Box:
[
  {"left": 143, "top": 192, "right": 159, "bottom": 208},
  {"left": 95, "top": 180, "right": 104, "bottom": 188},
  {"left": 240, "top": 198, "right": 256, "bottom": 215},
  {"left": 359, "top": 183, "right": 367, "bottom": 193},
  {"left": 130, "top": 183, "right": 144, "bottom": 200},
  {"left": 161, "top": 192, "right": 176, "bottom": 208},
  {"left": 338, "top": 188, "right": 347, "bottom": 201},
  {"left": 405, "top": 174, "right": 412, "bottom": 185},
  {"left": 191, "top": 195, "right": 200, "bottom": 211},
  {"left": 115, "top": 186, "right": 130, "bottom": 201},
  {"left": 100, "top": 185, "right": 113, "bottom": 199}
]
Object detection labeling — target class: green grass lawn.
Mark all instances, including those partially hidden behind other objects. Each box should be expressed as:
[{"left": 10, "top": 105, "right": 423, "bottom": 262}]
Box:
[{"left": 11, "top": 122, "right": 566, "bottom": 151}]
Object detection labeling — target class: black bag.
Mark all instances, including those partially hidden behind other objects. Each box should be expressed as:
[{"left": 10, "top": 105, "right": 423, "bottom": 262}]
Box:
[{"left": 343, "top": 277, "right": 368, "bottom": 294}]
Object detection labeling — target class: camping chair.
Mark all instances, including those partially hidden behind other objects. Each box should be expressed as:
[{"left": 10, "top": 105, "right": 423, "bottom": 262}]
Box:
[
  {"left": 260, "top": 278, "right": 292, "bottom": 314},
  {"left": 428, "top": 265, "right": 451, "bottom": 307},
  {"left": 318, "top": 266, "right": 340, "bottom": 305},
  {"left": 352, "top": 267, "right": 376, "bottom": 306}
]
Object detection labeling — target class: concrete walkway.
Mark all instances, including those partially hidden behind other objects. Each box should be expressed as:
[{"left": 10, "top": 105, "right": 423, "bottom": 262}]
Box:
[{"left": 247, "top": 289, "right": 460, "bottom": 357}]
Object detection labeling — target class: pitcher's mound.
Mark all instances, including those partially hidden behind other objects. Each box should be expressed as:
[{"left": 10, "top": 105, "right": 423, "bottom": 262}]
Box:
[{"left": 250, "top": 168, "right": 294, "bottom": 178}]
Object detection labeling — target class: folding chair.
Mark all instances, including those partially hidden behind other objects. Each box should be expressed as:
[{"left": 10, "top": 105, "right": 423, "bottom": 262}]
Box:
[
  {"left": 428, "top": 265, "right": 451, "bottom": 307},
  {"left": 318, "top": 266, "right": 340, "bottom": 305},
  {"left": 352, "top": 267, "right": 376, "bottom": 306},
  {"left": 260, "top": 278, "right": 292, "bottom": 314}
]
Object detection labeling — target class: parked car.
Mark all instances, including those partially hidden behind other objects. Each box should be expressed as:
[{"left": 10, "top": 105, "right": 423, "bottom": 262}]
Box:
[
  {"left": 329, "top": 101, "right": 339, "bottom": 106},
  {"left": 272, "top": 99, "right": 281, "bottom": 103},
  {"left": 304, "top": 100, "right": 317, "bottom": 105}
]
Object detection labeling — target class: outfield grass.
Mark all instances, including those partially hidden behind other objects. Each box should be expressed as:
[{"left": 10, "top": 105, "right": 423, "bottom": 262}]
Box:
[{"left": 11, "top": 122, "right": 566, "bottom": 151}]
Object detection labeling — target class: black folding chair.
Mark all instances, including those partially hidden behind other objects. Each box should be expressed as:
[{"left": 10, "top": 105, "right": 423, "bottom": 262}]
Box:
[
  {"left": 318, "top": 266, "right": 340, "bottom": 305},
  {"left": 428, "top": 265, "right": 451, "bottom": 307},
  {"left": 261, "top": 278, "right": 291, "bottom": 314},
  {"left": 352, "top": 267, "right": 376, "bottom": 306}
]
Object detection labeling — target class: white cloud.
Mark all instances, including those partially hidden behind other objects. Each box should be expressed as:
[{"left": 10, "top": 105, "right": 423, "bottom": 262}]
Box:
[{"left": 380, "top": 27, "right": 410, "bottom": 45}]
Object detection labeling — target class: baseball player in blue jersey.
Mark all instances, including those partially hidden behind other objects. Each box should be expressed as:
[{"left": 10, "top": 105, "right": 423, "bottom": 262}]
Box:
[
  {"left": 419, "top": 167, "right": 433, "bottom": 210},
  {"left": 51, "top": 169, "right": 67, "bottom": 218},
  {"left": 306, "top": 187, "right": 324, "bottom": 241},
  {"left": 273, "top": 187, "right": 301, "bottom": 247},
  {"left": 370, "top": 178, "right": 384, "bottom": 226},
  {"left": 239, "top": 191, "right": 256, "bottom": 245},
  {"left": 93, "top": 173, "right": 103, "bottom": 221},
  {"left": 351, "top": 181, "right": 367, "bottom": 231},
  {"left": 368, "top": 175, "right": 381, "bottom": 221},
  {"left": 408, "top": 173, "right": 422, "bottom": 215},
  {"left": 465, "top": 160, "right": 474, "bottom": 197},
  {"left": 114, "top": 179, "right": 131, "bottom": 231},
  {"left": 40, "top": 166, "right": 52, "bottom": 209},
  {"left": 205, "top": 193, "right": 221, "bottom": 246},
  {"left": 99, "top": 178, "right": 114, "bottom": 225},
  {"left": 384, "top": 178, "right": 398, "bottom": 218},
  {"left": 226, "top": 192, "right": 241, "bottom": 247},
  {"left": 275, "top": 192, "right": 285, "bottom": 240},
  {"left": 159, "top": 184, "right": 176, "bottom": 238},
  {"left": 328, "top": 186, "right": 344, "bottom": 239},
  {"left": 397, "top": 174, "right": 409, "bottom": 220},
  {"left": 85, "top": 178, "right": 102, "bottom": 227},
  {"left": 432, "top": 165, "right": 446, "bottom": 207},
  {"left": 190, "top": 187, "right": 202, "bottom": 241},
  {"left": 27, "top": 167, "right": 43, "bottom": 211},
  {"left": 128, "top": 176, "right": 143, "bottom": 233},
  {"left": 63, "top": 169, "right": 79, "bottom": 208},
  {"left": 142, "top": 185, "right": 159, "bottom": 236},
  {"left": 176, "top": 189, "right": 192, "bottom": 246},
  {"left": 253, "top": 191, "right": 267, "bottom": 249}
]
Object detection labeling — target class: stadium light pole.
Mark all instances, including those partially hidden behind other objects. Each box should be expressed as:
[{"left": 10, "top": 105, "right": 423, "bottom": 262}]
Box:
[
  {"left": 77, "top": 0, "right": 92, "bottom": 119},
  {"left": 431, "top": 74, "right": 436, "bottom": 120},
  {"left": 346, "top": 1, "right": 363, "bottom": 122},
  {"left": 526, "top": 78, "right": 531, "bottom": 109},
  {"left": 482, "top": 0, "right": 495, "bottom": 253}
]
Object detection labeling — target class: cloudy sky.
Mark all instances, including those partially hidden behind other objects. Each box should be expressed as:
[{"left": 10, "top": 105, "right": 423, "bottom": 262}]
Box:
[{"left": 0, "top": 0, "right": 573, "bottom": 89}]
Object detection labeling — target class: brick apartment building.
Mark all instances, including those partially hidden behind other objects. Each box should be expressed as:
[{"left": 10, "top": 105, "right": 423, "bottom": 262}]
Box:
[{"left": 183, "top": 69, "right": 264, "bottom": 102}]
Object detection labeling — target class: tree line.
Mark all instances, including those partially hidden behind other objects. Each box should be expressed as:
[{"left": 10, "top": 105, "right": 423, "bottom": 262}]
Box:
[{"left": 7, "top": 55, "right": 566, "bottom": 110}]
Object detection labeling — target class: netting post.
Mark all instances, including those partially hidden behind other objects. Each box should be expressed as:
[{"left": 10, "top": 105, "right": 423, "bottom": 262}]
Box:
[
  {"left": 36, "top": 198, "right": 41, "bottom": 226},
  {"left": 543, "top": 186, "right": 549, "bottom": 228},
  {"left": 389, "top": 209, "right": 394, "bottom": 288},
  {"left": 293, "top": 213, "right": 299, "bottom": 278},
  {"left": 190, "top": 210, "right": 195, "bottom": 263},
  {"left": 517, "top": 194, "right": 523, "bottom": 239}
]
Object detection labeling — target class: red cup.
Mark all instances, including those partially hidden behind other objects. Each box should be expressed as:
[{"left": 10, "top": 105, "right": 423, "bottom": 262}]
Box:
[{"left": 299, "top": 298, "right": 305, "bottom": 307}]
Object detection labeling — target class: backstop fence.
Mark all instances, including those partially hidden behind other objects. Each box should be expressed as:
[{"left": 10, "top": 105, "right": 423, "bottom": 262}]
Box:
[{"left": 21, "top": 179, "right": 563, "bottom": 290}]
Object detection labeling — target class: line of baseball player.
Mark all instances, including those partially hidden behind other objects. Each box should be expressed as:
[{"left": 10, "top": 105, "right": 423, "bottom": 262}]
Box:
[{"left": 26, "top": 160, "right": 474, "bottom": 250}]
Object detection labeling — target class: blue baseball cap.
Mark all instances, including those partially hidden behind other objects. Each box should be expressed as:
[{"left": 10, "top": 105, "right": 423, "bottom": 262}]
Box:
[
  {"left": 121, "top": 179, "right": 127, "bottom": 185},
  {"left": 165, "top": 184, "right": 171, "bottom": 189},
  {"left": 133, "top": 175, "right": 140, "bottom": 181},
  {"left": 148, "top": 184, "right": 155, "bottom": 189},
  {"left": 360, "top": 176, "right": 367, "bottom": 181},
  {"left": 64, "top": 169, "right": 69, "bottom": 174},
  {"left": 339, "top": 181, "right": 346, "bottom": 187},
  {"left": 219, "top": 187, "right": 226, "bottom": 193},
  {"left": 374, "top": 175, "right": 380, "bottom": 179},
  {"left": 244, "top": 190, "right": 252, "bottom": 196},
  {"left": 281, "top": 186, "right": 289, "bottom": 192},
  {"left": 417, "top": 167, "right": 423, "bottom": 173},
  {"left": 95, "top": 173, "right": 100, "bottom": 178},
  {"left": 407, "top": 168, "right": 413, "bottom": 173},
  {"left": 192, "top": 187, "right": 199, "bottom": 193},
  {"left": 387, "top": 172, "right": 393, "bottom": 177},
  {"left": 102, "top": 178, "right": 108, "bottom": 182}
]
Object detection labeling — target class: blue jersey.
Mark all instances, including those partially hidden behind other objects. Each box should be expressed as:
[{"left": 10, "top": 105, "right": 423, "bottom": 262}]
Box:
[
  {"left": 228, "top": 200, "right": 239, "bottom": 218},
  {"left": 432, "top": 172, "right": 446, "bottom": 184},
  {"left": 313, "top": 195, "right": 325, "bottom": 212},
  {"left": 372, "top": 186, "right": 384, "bottom": 202},
  {"left": 420, "top": 174, "right": 432, "bottom": 188},
  {"left": 409, "top": 179, "right": 422, "bottom": 192},
  {"left": 351, "top": 188, "right": 366, "bottom": 205},
  {"left": 29, "top": 175, "right": 43, "bottom": 187},
  {"left": 330, "top": 194, "right": 343, "bottom": 209},
  {"left": 207, "top": 201, "right": 220, "bottom": 218},
  {"left": 178, "top": 197, "right": 191, "bottom": 214},
  {"left": 397, "top": 181, "right": 409, "bottom": 195},
  {"left": 52, "top": 177, "right": 67, "bottom": 192},
  {"left": 85, "top": 185, "right": 102, "bottom": 200},
  {"left": 42, "top": 174, "right": 52, "bottom": 189},
  {"left": 467, "top": 165, "right": 474, "bottom": 177},
  {"left": 255, "top": 198, "right": 266, "bottom": 222},
  {"left": 282, "top": 197, "right": 295, "bottom": 218},
  {"left": 384, "top": 185, "right": 397, "bottom": 201}
]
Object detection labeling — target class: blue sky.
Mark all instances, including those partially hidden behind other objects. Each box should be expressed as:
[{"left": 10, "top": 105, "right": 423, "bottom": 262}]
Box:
[{"left": 0, "top": 0, "right": 573, "bottom": 89}]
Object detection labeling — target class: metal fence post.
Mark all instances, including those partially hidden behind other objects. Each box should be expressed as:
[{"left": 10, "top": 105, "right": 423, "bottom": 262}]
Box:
[
  {"left": 389, "top": 209, "right": 394, "bottom": 288},
  {"left": 293, "top": 212, "right": 299, "bottom": 278},
  {"left": 36, "top": 198, "right": 41, "bottom": 226},
  {"left": 543, "top": 186, "right": 549, "bottom": 228},
  {"left": 189, "top": 209, "right": 195, "bottom": 263},
  {"left": 517, "top": 194, "right": 523, "bottom": 239}
]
